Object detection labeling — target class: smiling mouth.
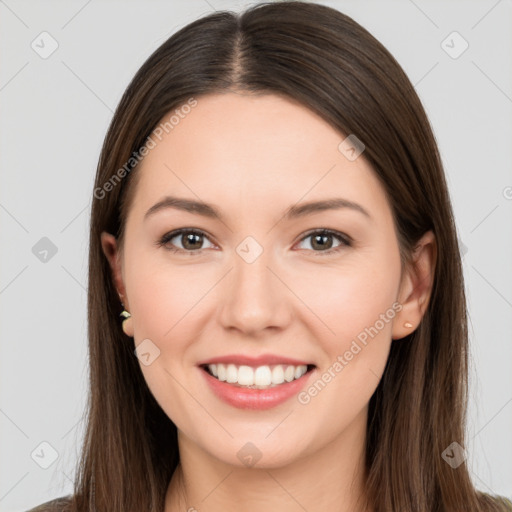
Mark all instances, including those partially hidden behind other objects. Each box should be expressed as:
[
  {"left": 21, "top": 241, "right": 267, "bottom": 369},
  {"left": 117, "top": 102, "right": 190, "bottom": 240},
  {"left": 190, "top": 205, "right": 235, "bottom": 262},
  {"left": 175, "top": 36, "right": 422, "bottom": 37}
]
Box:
[{"left": 200, "top": 363, "right": 316, "bottom": 389}]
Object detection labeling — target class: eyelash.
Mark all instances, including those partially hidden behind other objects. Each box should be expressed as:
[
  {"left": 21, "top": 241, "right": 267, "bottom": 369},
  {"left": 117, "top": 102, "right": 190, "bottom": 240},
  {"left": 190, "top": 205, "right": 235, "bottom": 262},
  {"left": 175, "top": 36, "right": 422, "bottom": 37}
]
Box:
[{"left": 156, "top": 228, "right": 352, "bottom": 257}]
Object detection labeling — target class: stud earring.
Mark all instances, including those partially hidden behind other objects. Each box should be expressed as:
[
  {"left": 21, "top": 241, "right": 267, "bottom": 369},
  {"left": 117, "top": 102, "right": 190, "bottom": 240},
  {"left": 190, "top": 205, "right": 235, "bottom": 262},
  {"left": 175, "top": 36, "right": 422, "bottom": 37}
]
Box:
[
  {"left": 120, "top": 309, "right": 133, "bottom": 336},
  {"left": 403, "top": 321, "right": 413, "bottom": 328}
]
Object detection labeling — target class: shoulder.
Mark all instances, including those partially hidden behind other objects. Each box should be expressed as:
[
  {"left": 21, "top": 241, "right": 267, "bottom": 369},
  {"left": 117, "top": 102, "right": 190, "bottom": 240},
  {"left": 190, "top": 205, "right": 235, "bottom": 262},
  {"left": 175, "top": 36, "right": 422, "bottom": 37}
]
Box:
[{"left": 25, "top": 495, "right": 73, "bottom": 512}]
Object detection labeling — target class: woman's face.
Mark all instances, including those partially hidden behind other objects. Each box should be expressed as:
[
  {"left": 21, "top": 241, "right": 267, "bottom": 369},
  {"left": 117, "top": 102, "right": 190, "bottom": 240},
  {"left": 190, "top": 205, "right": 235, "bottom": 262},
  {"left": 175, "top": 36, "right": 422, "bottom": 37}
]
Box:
[{"left": 102, "top": 92, "right": 422, "bottom": 468}]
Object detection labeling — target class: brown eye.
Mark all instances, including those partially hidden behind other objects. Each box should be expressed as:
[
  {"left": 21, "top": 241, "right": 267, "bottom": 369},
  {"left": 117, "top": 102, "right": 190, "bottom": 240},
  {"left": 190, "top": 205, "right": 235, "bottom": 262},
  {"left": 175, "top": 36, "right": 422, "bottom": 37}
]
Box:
[
  {"left": 311, "top": 233, "right": 334, "bottom": 250},
  {"left": 296, "top": 229, "right": 351, "bottom": 255},
  {"left": 180, "top": 232, "right": 203, "bottom": 250},
  {"left": 158, "top": 229, "right": 214, "bottom": 254}
]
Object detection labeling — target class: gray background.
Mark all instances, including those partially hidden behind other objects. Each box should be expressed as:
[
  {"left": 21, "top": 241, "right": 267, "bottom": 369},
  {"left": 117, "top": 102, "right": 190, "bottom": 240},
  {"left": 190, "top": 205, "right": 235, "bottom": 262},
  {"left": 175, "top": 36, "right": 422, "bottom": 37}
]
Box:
[{"left": 1, "top": 0, "right": 511, "bottom": 510}]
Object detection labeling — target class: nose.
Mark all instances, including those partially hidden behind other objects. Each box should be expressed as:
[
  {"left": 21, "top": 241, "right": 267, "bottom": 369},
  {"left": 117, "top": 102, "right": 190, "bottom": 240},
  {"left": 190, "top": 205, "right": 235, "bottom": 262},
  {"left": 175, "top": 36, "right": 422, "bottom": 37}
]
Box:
[{"left": 219, "top": 248, "right": 293, "bottom": 337}]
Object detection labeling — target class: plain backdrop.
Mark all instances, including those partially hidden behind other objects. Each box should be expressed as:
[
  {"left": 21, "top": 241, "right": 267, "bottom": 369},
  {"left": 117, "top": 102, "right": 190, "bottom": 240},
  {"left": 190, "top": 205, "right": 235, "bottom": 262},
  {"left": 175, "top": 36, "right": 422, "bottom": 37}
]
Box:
[{"left": 1, "top": 1, "right": 511, "bottom": 510}]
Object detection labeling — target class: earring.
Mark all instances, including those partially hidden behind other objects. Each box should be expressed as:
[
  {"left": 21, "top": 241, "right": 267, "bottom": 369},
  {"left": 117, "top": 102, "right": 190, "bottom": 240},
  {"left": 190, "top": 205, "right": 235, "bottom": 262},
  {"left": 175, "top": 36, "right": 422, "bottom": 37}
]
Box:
[
  {"left": 120, "top": 309, "right": 133, "bottom": 337},
  {"left": 403, "top": 321, "right": 413, "bottom": 328}
]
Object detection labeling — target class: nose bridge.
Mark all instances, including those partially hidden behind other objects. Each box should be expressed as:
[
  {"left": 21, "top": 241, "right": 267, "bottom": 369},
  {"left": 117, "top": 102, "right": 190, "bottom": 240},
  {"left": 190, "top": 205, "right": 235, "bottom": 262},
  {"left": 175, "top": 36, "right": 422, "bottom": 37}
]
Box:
[{"left": 219, "top": 240, "right": 290, "bottom": 334}]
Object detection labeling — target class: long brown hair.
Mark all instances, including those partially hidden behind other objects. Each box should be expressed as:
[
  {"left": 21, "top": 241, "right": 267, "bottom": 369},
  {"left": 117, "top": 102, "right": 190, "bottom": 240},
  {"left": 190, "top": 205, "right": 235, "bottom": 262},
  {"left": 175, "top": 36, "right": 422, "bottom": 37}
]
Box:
[{"left": 67, "top": 2, "right": 512, "bottom": 511}]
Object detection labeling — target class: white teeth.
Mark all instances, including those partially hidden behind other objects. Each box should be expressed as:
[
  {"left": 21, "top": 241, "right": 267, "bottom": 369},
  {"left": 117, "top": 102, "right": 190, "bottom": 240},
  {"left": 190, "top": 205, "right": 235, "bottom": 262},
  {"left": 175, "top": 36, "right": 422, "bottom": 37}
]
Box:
[
  {"left": 254, "top": 366, "right": 271, "bottom": 386},
  {"left": 217, "top": 364, "right": 226, "bottom": 382},
  {"left": 206, "top": 363, "right": 309, "bottom": 388},
  {"left": 284, "top": 365, "right": 295, "bottom": 382},
  {"left": 226, "top": 364, "right": 238, "bottom": 383},
  {"left": 238, "top": 365, "right": 254, "bottom": 386},
  {"left": 271, "top": 365, "right": 285, "bottom": 385}
]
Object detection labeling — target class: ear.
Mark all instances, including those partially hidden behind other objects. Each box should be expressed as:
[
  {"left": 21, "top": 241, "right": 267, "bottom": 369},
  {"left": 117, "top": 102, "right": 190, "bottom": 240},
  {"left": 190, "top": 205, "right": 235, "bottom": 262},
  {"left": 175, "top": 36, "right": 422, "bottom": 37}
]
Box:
[
  {"left": 392, "top": 230, "right": 437, "bottom": 340},
  {"left": 100, "top": 231, "right": 128, "bottom": 310}
]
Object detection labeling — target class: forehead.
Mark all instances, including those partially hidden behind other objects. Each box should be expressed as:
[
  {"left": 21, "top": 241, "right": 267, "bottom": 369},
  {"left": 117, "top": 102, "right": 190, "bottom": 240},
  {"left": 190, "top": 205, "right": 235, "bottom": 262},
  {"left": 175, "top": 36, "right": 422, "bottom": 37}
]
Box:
[{"left": 129, "top": 92, "right": 391, "bottom": 224}]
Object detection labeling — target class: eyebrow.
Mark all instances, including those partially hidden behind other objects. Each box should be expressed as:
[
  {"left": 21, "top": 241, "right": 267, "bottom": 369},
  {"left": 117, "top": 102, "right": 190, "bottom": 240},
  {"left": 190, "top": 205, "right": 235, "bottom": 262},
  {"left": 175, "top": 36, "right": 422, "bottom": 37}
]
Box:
[{"left": 144, "top": 195, "right": 372, "bottom": 222}]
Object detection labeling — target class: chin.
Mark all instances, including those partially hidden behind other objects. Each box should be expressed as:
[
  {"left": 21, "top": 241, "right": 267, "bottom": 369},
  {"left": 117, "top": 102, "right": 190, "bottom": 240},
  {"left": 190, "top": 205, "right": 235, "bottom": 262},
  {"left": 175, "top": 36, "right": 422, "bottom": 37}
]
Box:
[{"left": 203, "top": 435, "right": 309, "bottom": 470}]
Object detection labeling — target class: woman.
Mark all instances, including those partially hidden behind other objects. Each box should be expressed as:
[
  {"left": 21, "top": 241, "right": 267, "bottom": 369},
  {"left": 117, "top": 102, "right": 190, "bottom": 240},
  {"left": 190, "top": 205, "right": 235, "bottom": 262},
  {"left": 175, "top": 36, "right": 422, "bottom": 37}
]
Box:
[{"left": 28, "top": 1, "right": 512, "bottom": 511}]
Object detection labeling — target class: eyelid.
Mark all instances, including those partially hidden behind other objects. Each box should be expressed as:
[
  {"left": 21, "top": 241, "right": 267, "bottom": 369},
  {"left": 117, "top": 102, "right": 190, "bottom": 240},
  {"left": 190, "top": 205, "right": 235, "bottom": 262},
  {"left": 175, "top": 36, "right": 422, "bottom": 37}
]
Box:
[
  {"left": 157, "top": 227, "right": 352, "bottom": 255},
  {"left": 296, "top": 228, "right": 352, "bottom": 245}
]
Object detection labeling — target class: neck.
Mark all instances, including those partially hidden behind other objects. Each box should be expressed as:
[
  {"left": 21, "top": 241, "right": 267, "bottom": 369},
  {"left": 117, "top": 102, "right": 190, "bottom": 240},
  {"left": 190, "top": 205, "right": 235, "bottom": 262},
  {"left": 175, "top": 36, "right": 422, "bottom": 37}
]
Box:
[{"left": 165, "top": 407, "right": 372, "bottom": 512}]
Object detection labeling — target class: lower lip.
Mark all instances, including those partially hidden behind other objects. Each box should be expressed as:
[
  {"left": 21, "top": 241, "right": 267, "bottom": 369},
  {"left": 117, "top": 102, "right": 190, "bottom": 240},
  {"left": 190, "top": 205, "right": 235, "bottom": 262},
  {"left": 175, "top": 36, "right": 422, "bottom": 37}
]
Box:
[{"left": 199, "top": 366, "right": 315, "bottom": 410}]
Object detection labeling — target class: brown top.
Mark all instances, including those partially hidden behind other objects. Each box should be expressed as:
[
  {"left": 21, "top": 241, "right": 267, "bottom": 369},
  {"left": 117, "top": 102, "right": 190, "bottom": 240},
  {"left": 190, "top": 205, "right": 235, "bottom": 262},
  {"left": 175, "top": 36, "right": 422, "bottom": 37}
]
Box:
[{"left": 25, "top": 495, "right": 73, "bottom": 512}]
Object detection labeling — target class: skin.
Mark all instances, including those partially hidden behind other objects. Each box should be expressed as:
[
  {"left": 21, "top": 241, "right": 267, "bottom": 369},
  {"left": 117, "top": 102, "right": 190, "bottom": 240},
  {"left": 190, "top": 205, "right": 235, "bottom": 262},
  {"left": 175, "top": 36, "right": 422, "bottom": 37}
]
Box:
[{"left": 101, "top": 92, "right": 436, "bottom": 512}]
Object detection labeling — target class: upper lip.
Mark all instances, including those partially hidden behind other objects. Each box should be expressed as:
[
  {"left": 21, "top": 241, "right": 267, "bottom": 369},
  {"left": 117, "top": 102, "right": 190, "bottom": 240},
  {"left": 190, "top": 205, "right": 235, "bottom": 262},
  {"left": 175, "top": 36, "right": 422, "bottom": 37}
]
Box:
[{"left": 197, "top": 354, "right": 315, "bottom": 367}]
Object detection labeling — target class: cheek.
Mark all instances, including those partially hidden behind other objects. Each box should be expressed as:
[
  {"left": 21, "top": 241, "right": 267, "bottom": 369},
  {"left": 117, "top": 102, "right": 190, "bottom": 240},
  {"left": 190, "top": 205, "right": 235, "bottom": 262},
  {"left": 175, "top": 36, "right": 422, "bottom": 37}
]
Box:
[
  {"left": 294, "top": 256, "right": 400, "bottom": 350},
  {"left": 128, "top": 259, "right": 211, "bottom": 343},
  {"left": 293, "top": 251, "right": 401, "bottom": 416},
  {"left": 293, "top": 267, "right": 399, "bottom": 436},
  {"left": 125, "top": 253, "right": 215, "bottom": 425}
]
